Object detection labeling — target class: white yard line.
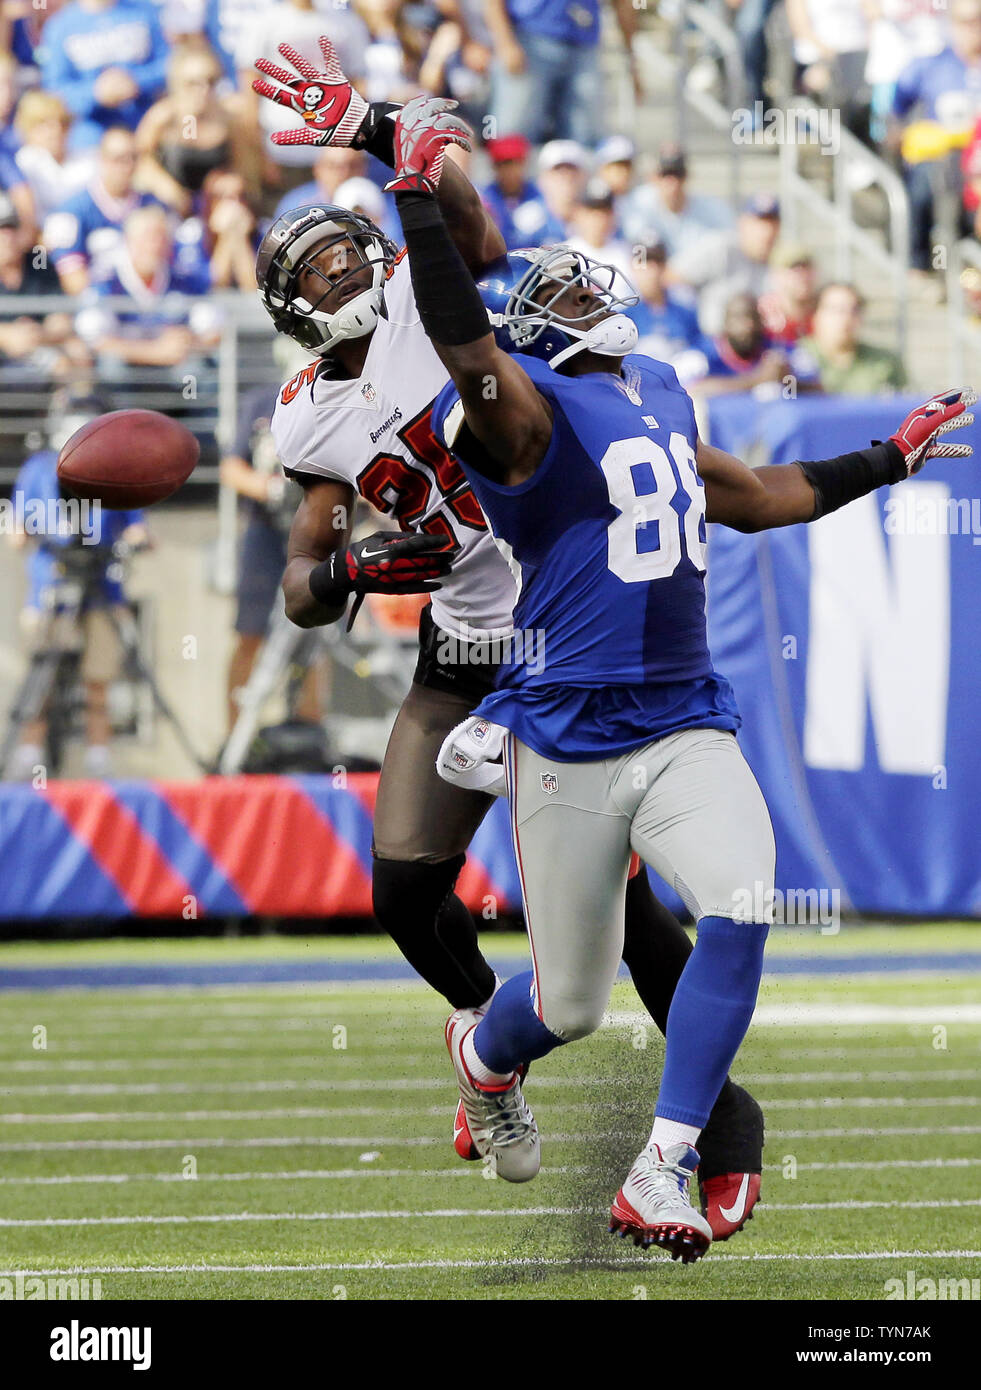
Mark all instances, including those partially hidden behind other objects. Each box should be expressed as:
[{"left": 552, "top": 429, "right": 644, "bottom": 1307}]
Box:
[
  {"left": 606, "top": 1005, "right": 981, "bottom": 1027},
  {"left": 2, "top": 1197, "right": 979, "bottom": 1229},
  {"left": 2, "top": 1095, "right": 977, "bottom": 1125},
  {"left": 3, "top": 1250, "right": 981, "bottom": 1277},
  {"left": 1, "top": 1156, "right": 979, "bottom": 1186},
  {"left": 2, "top": 1125, "right": 981, "bottom": 1153},
  {"left": 4, "top": 1068, "right": 977, "bottom": 1097}
]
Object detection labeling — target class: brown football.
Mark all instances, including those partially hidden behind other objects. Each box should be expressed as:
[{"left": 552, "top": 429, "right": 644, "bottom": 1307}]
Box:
[{"left": 57, "top": 409, "right": 199, "bottom": 509}]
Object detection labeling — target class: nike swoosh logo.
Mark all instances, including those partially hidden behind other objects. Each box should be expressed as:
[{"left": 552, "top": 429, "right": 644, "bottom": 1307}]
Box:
[
  {"left": 360, "top": 548, "right": 390, "bottom": 560},
  {"left": 718, "top": 1172, "right": 751, "bottom": 1223},
  {"left": 453, "top": 1123, "right": 467, "bottom": 1143}
]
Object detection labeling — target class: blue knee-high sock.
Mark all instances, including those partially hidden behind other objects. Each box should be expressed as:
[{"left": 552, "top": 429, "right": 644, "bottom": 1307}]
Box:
[
  {"left": 656, "top": 915, "right": 768, "bottom": 1130},
  {"left": 472, "top": 970, "right": 563, "bottom": 1074}
]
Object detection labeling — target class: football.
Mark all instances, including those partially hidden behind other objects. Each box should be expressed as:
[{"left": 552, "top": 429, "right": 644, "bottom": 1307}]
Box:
[{"left": 56, "top": 409, "right": 199, "bottom": 509}]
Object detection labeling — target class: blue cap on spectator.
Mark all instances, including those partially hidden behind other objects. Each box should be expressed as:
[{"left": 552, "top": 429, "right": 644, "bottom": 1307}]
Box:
[
  {"left": 742, "top": 193, "right": 780, "bottom": 219},
  {"left": 595, "top": 135, "right": 635, "bottom": 168}
]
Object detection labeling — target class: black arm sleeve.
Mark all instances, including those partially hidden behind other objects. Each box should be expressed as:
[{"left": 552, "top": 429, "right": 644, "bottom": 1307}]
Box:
[
  {"left": 394, "top": 191, "right": 492, "bottom": 346},
  {"left": 354, "top": 102, "right": 399, "bottom": 163},
  {"left": 799, "top": 440, "right": 907, "bottom": 519}
]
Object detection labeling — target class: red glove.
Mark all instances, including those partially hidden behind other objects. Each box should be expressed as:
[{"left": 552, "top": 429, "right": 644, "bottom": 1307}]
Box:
[
  {"left": 252, "top": 35, "right": 369, "bottom": 148},
  {"left": 889, "top": 388, "right": 976, "bottom": 475},
  {"left": 384, "top": 95, "right": 473, "bottom": 195}
]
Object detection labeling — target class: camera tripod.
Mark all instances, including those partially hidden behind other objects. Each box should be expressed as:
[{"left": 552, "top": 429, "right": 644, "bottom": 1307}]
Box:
[
  {"left": 218, "top": 596, "right": 416, "bottom": 775},
  {"left": 0, "top": 542, "right": 208, "bottom": 780}
]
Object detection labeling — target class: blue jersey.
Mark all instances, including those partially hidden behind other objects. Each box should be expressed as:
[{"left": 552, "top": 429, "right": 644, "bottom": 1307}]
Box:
[
  {"left": 44, "top": 185, "right": 161, "bottom": 284},
  {"left": 36, "top": 0, "right": 168, "bottom": 148},
  {"left": 432, "top": 354, "right": 740, "bottom": 762},
  {"left": 506, "top": 0, "right": 599, "bottom": 46}
]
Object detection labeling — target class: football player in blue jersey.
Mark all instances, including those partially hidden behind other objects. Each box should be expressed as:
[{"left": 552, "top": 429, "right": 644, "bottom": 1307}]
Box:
[
  {"left": 254, "top": 39, "right": 780, "bottom": 1242},
  {"left": 386, "top": 105, "right": 976, "bottom": 1261}
]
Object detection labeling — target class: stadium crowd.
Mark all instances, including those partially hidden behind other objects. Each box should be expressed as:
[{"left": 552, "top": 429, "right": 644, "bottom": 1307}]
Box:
[
  {"left": 4, "top": 0, "right": 977, "bottom": 396},
  {"left": 5, "top": 0, "right": 979, "bottom": 777}
]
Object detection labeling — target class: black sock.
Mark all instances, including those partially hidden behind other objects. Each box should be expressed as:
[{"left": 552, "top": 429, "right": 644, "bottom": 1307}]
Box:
[{"left": 372, "top": 855, "right": 496, "bottom": 1009}]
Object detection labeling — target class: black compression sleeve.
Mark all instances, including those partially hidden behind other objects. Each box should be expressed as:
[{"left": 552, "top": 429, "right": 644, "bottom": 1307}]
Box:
[
  {"left": 354, "top": 102, "right": 399, "bottom": 164},
  {"left": 799, "top": 440, "right": 907, "bottom": 519},
  {"left": 394, "top": 191, "right": 492, "bottom": 346}
]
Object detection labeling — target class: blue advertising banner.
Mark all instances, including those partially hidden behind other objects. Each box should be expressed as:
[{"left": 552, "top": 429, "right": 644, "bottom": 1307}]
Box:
[{"left": 705, "top": 394, "right": 981, "bottom": 917}]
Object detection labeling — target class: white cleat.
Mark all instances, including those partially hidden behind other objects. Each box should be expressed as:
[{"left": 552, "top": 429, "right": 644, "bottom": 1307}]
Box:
[
  {"left": 610, "top": 1142, "right": 713, "bottom": 1263},
  {"left": 445, "top": 1009, "right": 540, "bottom": 1183}
]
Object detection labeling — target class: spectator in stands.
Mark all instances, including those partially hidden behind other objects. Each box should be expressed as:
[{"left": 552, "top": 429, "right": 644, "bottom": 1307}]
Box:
[
  {"left": 864, "top": 0, "right": 949, "bottom": 145},
  {"left": 272, "top": 145, "right": 373, "bottom": 221},
  {"left": 331, "top": 174, "right": 395, "bottom": 238},
  {"left": 726, "top": 0, "right": 781, "bottom": 110},
  {"left": 220, "top": 377, "right": 321, "bottom": 734},
  {"left": 238, "top": 0, "right": 371, "bottom": 179},
  {"left": 417, "top": 0, "right": 493, "bottom": 119},
  {"left": 0, "top": 52, "right": 21, "bottom": 162},
  {"left": 620, "top": 142, "right": 733, "bottom": 259},
  {"left": 13, "top": 91, "right": 94, "bottom": 223},
  {"left": 74, "top": 202, "right": 220, "bottom": 380},
  {"left": 758, "top": 243, "right": 818, "bottom": 345},
  {"left": 566, "top": 178, "right": 634, "bottom": 283},
  {"left": 358, "top": 0, "right": 419, "bottom": 104},
  {"left": 891, "top": 0, "right": 981, "bottom": 272},
  {"left": 684, "top": 291, "right": 819, "bottom": 398},
  {"left": 532, "top": 138, "right": 588, "bottom": 239},
  {"left": 669, "top": 191, "right": 781, "bottom": 336},
  {"left": 481, "top": 133, "right": 548, "bottom": 250},
  {"left": 788, "top": 0, "right": 871, "bottom": 135},
  {"left": 203, "top": 0, "right": 267, "bottom": 85},
  {"left": 484, "top": 0, "right": 638, "bottom": 148},
  {"left": 38, "top": 0, "right": 169, "bottom": 150},
  {"left": 622, "top": 234, "right": 707, "bottom": 369},
  {"left": 594, "top": 134, "right": 636, "bottom": 198},
  {"left": 135, "top": 39, "right": 252, "bottom": 218},
  {"left": 44, "top": 126, "right": 159, "bottom": 296},
  {"left": 200, "top": 167, "right": 258, "bottom": 289},
  {"left": 1, "top": 0, "right": 65, "bottom": 85},
  {"left": 0, "top": 189, "right": 90, "bottom": 375},
  {"left": 797, "top": 281, "right": 907, "bottom": 393}
]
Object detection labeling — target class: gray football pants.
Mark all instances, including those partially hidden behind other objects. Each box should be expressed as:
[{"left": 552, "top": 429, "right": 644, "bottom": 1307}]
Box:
[{"left": 504, "top": 727, "right": 776, "bottom": 1042}]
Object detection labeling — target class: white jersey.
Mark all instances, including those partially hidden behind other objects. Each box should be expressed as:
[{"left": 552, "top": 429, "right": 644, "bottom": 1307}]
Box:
[{"left": 271, "top": 252, "right": 517, "bottom": 640}]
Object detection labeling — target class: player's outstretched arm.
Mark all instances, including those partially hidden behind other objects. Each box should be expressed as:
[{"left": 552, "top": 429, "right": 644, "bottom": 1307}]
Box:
[
  {"left": 699, "top": 389, "right": 976, "bottom": 532},
  {"left": 388, "top": 126, "right": 552, "bottom": 485},
  {"left": 253, "top": 40, "right": 504, "bottom": 272}
]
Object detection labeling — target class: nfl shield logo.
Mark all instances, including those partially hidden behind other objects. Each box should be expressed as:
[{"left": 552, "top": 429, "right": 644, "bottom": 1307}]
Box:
[
  {"left": 361, "top": 382, "right": 376, "bottom": 404},
  {"left": 540, "top": 771, "right": 558, "bottom": 795}
]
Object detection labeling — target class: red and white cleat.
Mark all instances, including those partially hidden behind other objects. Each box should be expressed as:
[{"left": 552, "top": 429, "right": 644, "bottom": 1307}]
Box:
[
  {"left": 445, "top": 1008, "right": 540, "bottom": 1182},
  {"left": 453, "top": 1098, "right": 480, "bottom": 1161},
  {"left": 700, "top": 1171, "right": 762, "bottom": 1241},
  {"left": 610, "top": 1142, "right": 713, "bottom": 1263}
]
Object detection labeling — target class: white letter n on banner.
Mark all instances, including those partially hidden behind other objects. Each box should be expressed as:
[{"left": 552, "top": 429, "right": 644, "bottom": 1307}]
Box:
[{"left": 803, "top": 485, "right": 949, "bottom": 774}]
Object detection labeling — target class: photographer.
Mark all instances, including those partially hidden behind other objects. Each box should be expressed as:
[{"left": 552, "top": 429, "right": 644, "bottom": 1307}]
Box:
[
  {"left": 7, "top": 388, "right": 147, "bottom": 779},
  {"left": 220, "top": 381, "right": 322, "bottom": 735}
]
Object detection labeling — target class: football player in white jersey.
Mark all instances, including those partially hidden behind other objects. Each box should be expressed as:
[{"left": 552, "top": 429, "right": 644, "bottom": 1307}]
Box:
[{"left": 252, "top": 38, "right": 767, "bottom": 1234}]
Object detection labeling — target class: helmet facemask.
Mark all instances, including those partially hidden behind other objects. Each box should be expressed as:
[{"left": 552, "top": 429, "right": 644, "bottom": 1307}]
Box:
[
  {"left": 499, "top": 247, "right": 640, "bottom": 368},
  {"left": 257, "top": 207, "right": 398, "bottom": 355}
]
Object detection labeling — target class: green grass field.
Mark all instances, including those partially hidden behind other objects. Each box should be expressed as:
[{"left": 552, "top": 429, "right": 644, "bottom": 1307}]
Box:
[{"left": 1, "top": 930, "right": 980, "bottom": 1301}]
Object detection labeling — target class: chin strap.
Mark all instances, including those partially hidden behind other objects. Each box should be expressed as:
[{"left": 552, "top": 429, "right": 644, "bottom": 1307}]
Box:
[{"left": 547, "top": 313, "right": 639, "bottom": 369}]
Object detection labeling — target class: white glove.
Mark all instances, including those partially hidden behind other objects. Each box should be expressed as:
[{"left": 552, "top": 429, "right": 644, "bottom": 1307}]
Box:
[{"left": 436, "top": 716, "right": 507, "bottom": 796}]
